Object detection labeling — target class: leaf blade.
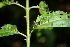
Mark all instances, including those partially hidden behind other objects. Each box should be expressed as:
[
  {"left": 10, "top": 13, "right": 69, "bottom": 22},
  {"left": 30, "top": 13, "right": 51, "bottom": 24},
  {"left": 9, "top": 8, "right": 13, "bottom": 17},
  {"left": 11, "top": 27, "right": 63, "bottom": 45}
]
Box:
[{"left": 0, "top": 24, "right": 18, "bottom": 37}]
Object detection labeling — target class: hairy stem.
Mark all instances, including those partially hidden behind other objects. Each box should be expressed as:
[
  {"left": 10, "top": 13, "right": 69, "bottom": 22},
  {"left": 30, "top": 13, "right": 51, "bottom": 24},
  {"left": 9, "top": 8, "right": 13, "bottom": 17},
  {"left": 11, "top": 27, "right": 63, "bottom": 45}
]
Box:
[{"left": 26, "top": 0, "right": 30, "bottom": 47}]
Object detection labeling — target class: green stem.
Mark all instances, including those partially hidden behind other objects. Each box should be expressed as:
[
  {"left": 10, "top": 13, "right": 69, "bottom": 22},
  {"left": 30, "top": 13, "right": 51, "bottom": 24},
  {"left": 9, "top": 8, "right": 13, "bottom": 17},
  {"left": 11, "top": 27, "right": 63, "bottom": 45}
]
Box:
[
  {"left": 12, "top": 3, "right": 26, "bottom": 10},
  {"left": 26, "top": 0, "right": 30, "bottom": 47},
  {"left": 29, "top": 6, "right": 39, "bottom": 10},
  {"left": 18, "top": 32, "right": 26, "bottom": 37}
]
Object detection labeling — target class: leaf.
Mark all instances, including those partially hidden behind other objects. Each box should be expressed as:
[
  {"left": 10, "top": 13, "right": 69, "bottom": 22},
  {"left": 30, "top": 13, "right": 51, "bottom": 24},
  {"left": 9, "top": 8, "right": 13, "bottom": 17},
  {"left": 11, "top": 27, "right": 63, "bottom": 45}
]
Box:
[
  {"left": 35, "top": 1, "right": 70, "bottom": 29},
  {"left": 0, "top": 2, "right": 5, "bottom": 8},
  {"left": 34, "top": 10, "right": 70, "bottom": 29},
  {"left": 39, "top": 1, "right": 48, "bottom": 8},
  {"left": 0, "top": 24, "right": 18, "bottom": 37},
  {"left": 2, "top": 0, "right": 15, "bottom": 6},
  {"left": 0, "top": 0, "right": 15, "bottom": 8},
  {"left": 39, "top": 1, "right": 49, "bottom": 14},
  {"left": 40, "top": 19, "right": 70, "bottom": 27}
]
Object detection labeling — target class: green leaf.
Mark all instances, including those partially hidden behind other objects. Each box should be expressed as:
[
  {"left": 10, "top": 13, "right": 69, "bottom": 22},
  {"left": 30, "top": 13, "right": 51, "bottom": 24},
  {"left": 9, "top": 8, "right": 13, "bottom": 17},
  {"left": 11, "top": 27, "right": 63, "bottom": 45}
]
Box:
[
  {"left": 39, "top": 1, "right": 49, "bottom": 14},
  {"left": 0, "top": 24, "right": 18, "bottom": 37},
  {"left": 40, "top": 19, "right": 70, "bottom": 27},
  {"left": 0, "top": 2, "right": 5, "bottom": 8},
  {"left": 37, "top": 1, "right": 70, "bottom": 29},
  {"left": 34, "top": 10, "right": 70, "bottom": 29},
  {"left": 39, "top": 1, "right": 48, "bottom": 8},
  {"left": 0, "top": 0, "right": 15, "bottom": 8},
  {"left": 2, "top": 0, "right": 15, "bottom": 5}
]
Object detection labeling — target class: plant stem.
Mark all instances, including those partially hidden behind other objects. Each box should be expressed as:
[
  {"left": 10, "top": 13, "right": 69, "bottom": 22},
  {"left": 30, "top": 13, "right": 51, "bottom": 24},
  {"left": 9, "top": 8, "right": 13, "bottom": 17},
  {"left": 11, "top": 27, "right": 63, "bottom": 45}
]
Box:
[
  {"left": 15, "top": 3, "right": 26, "bottom": 9},
  {"left": 18, "top": 32, "right": 26, "bottom": 37},
  {"left": 29, "top": 6, "right": 39, "bottom": 10},
  {"left": 26, "top": 0, "right": 30, "bottom": 47}
]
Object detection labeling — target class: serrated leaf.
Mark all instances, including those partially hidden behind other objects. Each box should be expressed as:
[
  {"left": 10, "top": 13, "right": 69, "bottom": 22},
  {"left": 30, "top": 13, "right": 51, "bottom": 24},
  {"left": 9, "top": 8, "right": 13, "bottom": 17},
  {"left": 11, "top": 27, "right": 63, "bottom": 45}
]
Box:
[
  {"left": 34, "top": 10, "right": 70, "bottom": 29},
  {"left": 34, "top": 19, "right": 70, "bottom": 29},
  {"left": 0, "top": 24, "right": 18, "bottom": 37},
  {"left": 36, "top": 1, "right": 70, "bottom": 29}
]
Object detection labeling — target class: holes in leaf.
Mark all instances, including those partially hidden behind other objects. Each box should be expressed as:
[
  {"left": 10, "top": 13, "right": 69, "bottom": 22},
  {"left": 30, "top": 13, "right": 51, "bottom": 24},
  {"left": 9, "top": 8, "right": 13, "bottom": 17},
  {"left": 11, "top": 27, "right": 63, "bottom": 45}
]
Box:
[
  {"left": 68, "top": 16, "right": 70, "bottom": 18},
  {"left": 60, "top": 17, "right": 61, "bottom": 18},
  {"left": 60, "top": 14, "right": 63, "bottom": 15}
]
